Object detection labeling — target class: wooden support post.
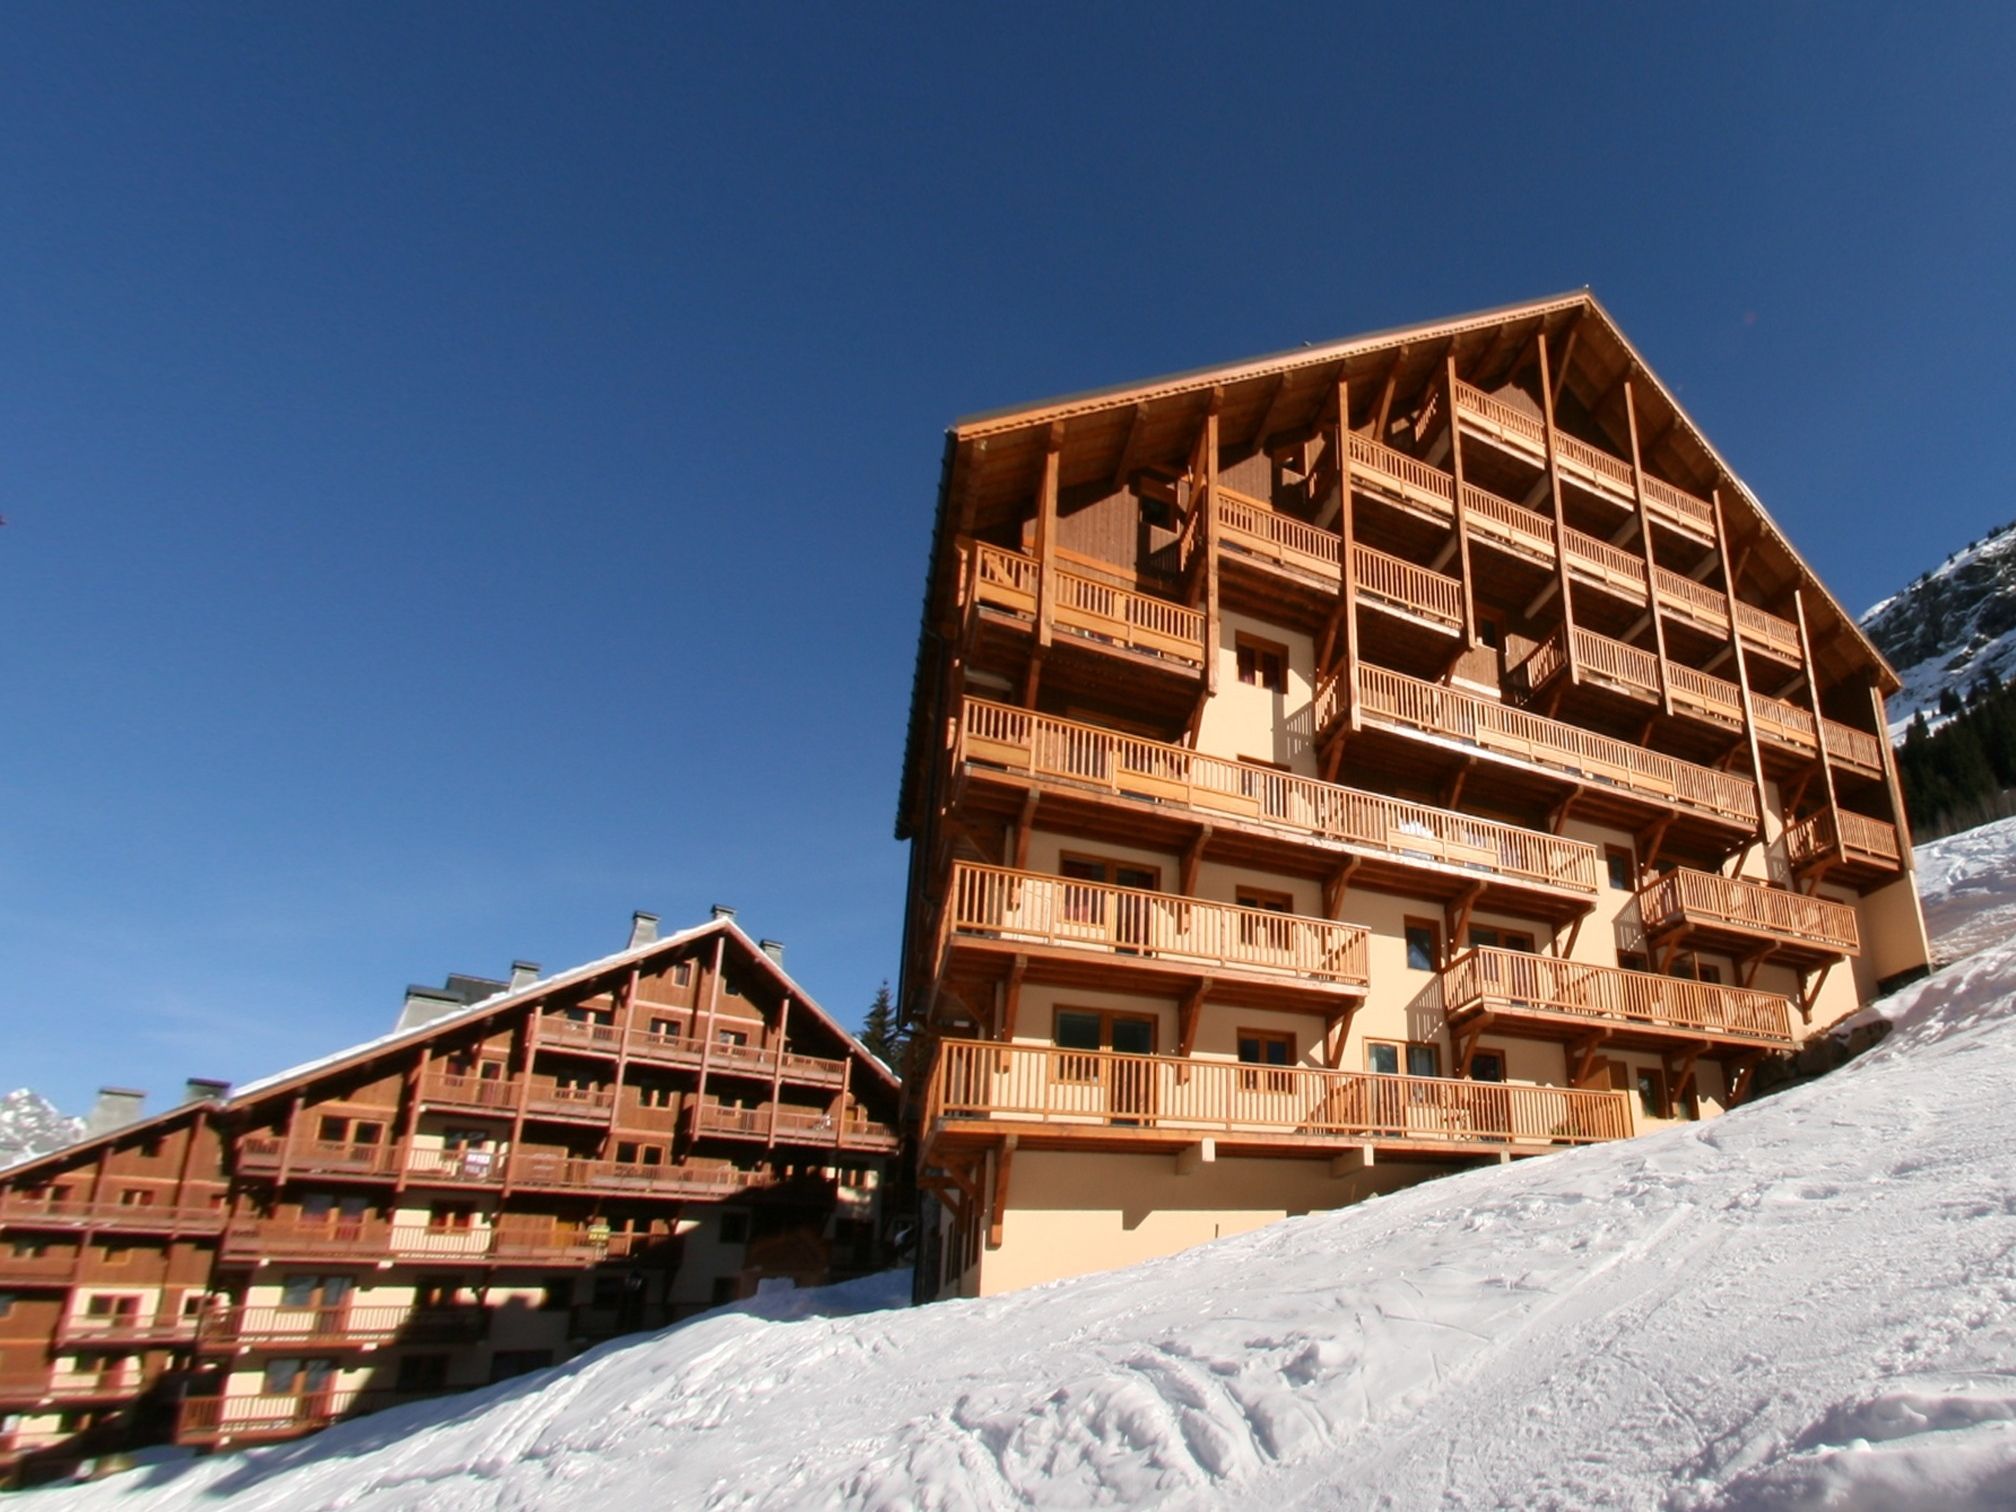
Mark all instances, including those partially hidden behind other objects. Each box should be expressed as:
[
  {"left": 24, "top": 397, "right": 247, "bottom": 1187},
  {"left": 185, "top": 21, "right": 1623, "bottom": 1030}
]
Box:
[
  {"left": 393, "top": 1047, "right": 427, "bottom": 1195},
  {"left": 986, "top": 1137, "right": 1016, "bottom": 1248},
  {"left": 692, "top": 933, "right": 727, "bottom": 1138},
  {"left": 1033, "top": 425, "right": 1061, "bottom": 651},
  {"left": 998, "top": 955, "right": 1027, "bottom": 1047},
  {"left": 606, "top": 966, "right": 640, "bottom": 1161},
  {"left": 1872, "top": 687, "right": 1917, "bottom": 873},
  {"left": 1177, "top": 978, "right": 1212, "bottom": 1061},
  {"left": 1569, "top": 1032, "right": 1611, "bottom": 1088},
  {"left": 1322, "top": 857, "right": 1361, "bottom": 919},
  {"left": 1181, "top": 825, "right": 1212, "bottom": 896},
  {"left": 1174, "top": 1139, "right": 1215, "bottom": 1177},
  {"left": 768, "top": 989, "right": 790, "bottom": 1138},
  {"left": 1202, "top": 397, "right": 1222, "bottom": 696},
  {"left": 1336, "top": 377, "right": 1361, "bottom": 729},
  {"left": 1444, "top": 882, "right": 1484, "bottom": 959},
  {"left": 1330, "top": 1146, "right": 1375, "bottom": 1178},
  {"left": 1323, "top": 1004, "right": 1357, "bottom": 1069},
  {"left": 1533, "top": 332, "right": 1580, "bottom": 684},
  {"left": 1443, "top": 357, "right": 1479, "bottom": 646},
  {"left": 1713, "top": 488, "right": 1773, "bottom": 859},
  {"left": 1792, "top": 588, "right": 1840, "bottom": 864},
  {"left": 1622, "top": 379, "right": 1673, "bottom": 715}
]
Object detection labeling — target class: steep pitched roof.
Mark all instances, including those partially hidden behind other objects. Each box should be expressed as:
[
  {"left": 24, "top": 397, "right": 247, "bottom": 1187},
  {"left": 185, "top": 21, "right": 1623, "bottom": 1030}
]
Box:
[{"left": 898, "top": 290, "right": 1897, "bottom": 836}]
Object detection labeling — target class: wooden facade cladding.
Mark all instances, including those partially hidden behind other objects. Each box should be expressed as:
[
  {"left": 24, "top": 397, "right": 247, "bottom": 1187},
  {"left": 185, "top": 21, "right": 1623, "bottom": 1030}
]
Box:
[
  {"left": 0, "top": 919, "right": 899, "bottom": 1484},
  {"left": 902, "top": 290, "right": 1927, "bottom": 1301}
]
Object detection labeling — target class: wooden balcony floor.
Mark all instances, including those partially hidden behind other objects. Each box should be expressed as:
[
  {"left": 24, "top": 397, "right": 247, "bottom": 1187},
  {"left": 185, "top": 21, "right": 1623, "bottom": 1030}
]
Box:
[{"left": 929, "top": 1112, "right": 1549, "bottom": 1165}]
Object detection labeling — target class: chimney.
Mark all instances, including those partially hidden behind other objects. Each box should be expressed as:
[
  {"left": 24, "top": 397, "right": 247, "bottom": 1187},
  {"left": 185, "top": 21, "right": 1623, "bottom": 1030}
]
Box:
[
  {"left": 182, "top": 1078, "right": 230, "bottom": 1105},
  {"left": 758, "top": 939, "right": 785, "bottom": 967},
  {"left": 395, "top": 986, "right": 465, "bottom": 1033},
  {"left": 509, "top": 961, "right": 542, "bottom": 991},
  {"left": 629, "top": 912, "right": 660, "bottom": 949},
  {"left": 85, "top": 1088, "right": 146, "bottom": 1138},
  {"left": 710, "top": 904, "right": 737, "bottom": 923}
]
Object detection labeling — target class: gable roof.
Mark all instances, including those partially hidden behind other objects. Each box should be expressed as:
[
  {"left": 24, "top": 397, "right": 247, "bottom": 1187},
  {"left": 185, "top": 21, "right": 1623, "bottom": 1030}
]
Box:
[
  {"left": 0, "top": 919, "right": 896, "bottom": 1187},
  {"left": 898, "top": 289, "right": 1897, "bottom": 836}
]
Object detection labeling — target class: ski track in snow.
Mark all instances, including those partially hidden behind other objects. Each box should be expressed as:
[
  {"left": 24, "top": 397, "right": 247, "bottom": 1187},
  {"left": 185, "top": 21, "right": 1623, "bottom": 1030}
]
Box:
[{"left": 29, "top": 830, "right": 2016, "bottom": 1510}]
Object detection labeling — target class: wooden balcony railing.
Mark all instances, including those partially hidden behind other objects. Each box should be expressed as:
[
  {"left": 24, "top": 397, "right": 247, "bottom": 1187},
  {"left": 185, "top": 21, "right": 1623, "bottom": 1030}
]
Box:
[
  {"left": 530, "top": 1024, "right": 848, "bottom": 1085},
  {"left": 177, "top": 1387, "right": 452, "bottom": 1444},
  {"left": 926, "top": 1039, "right": 1632, "bottom": 1149},
  {"left": 1572, "top": 627, "right": 1662, "bottom": 701},
  {"left": 45, "top": 1369, "right": 140, "bottom": 1400},
  {"left": 55, "top": 1310, "right": 200, "bottom": 1346},
  {"left": 404, "top": 1146, "right": 508, "bottom": 1184},
  {"left": 1734, "top": 599, "right": 1804, "bottom": 662},
  {"left": 510, "top": 1152, "right": 778, "bottom": 1196},
  {"left": 1347, "top": 431, "right": 1457, "bottom": 514},
  {"left": 222, "top": 1218, "right": 646, "bottom": 1267},
  {"left": 1639, "top": 473, "right": 1717, "bottom": 541},
  {"left": 524, "top": 1082, "right": 617, "bottom": 1120},
  {"left": 418, "top": 1073, "right": 519, "bottom": 1112},
  {"left": 1341, "top": 663, "right": 1759, "bottom": 826},
  {"left": 537, "top": 1015, "right": 624, "bottom": 1054},
  {"left": 1663, "top": 661, "right": 1746, "bottom": 728},
  {"left": 1820, "top": 719, "right": 1886, "bottom": 778},
  {"left": 1785, "top": 808, "right": 1904, "bottom": 869},
  {"left": 969, "top": 543, "right": 1206, "bottom": 667},
  {"left": 1460, "top": 481, "right": 1556, "bottom": 562},
  {"left": 1215, "top": 487, "right": 1339, "bottom": 578},
  {"left": 0, "top": 1248, "right": 77, "bottom": 1278},
  {"left": 1453, "top": 378, "right": 1548, "bottom": 451},
  {"left": 1750, "top": 690, "right": 1819, "bottom": 754},
  {"left": 958, "top": 698, "right": 1599, "bottom": 894},
  {"left": 0, "top": 1197, "right": 225, "bottom": 1234},
  {"left": 237, "top": 1137, "right": 401, "bottom": 1179},
  {"left": 1563, "top": 524, "right": 1650, "bottom": 599},
  {"left": 199, "top": 1304, "right": 486, "bottom": 1348},
  {"left": 690, "top": 1102, "right": 900, "bottom": 1151},
  {"left": 1353, "top": 542, "right": 1465, "bottom": 627},
  {"left": 1639, "top": 868, "right": 1860, "bottom": 955},
  {"left": 946, "top": 860, "right": 1371, "bottom": 988},
  {"left": 1442, "top": 946, "right": 1795, "bottom": 1045}
]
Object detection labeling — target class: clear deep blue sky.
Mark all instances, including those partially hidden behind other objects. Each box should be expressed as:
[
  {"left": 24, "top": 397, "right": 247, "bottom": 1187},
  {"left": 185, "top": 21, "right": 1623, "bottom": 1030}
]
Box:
[{"left": 5, "top": 7, "right": 2013, "bottom": 1114}]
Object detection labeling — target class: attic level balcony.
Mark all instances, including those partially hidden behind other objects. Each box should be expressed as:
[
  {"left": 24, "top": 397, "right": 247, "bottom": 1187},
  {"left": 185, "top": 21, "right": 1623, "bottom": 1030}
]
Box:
[
  {"left": 1451, "top": 379, "right": 1717, "bottom": 544},
  {"left": 1637, "top": 868, "right": 1860, "bottom": 964},
  {"left": 0, "top": 1196, "right": 226, "bottom": 1236},
  {"left": 941, "top": 861, "right": 1369, "bottom": 1011},
  {"left": 1441, "top": 946, "right": 1796, "bottom": 1053},
  {"left": 1785, "top": 807, "right": 1906, "bottom": 883},
  {"left": 967, "top": 542, "right": 1207, "bottom": 670},
  {"left": 197, "top": 1303, "right": 487, "bottom": 1351},
  {"left": 1212, "top": 487, "right": 1465, "bottom": 632},
  {"left": 1329, "top": 662, "right": 1759, "bottom": 831},
  {"left": 690, "top": 1101, "right": 900, "bottom": 1154},
  {"left": 924, "top": 1039, "right": 1631, "bottom": 1160},
  {"left": 954, "top": 698, "right": 1599, "bottom": 917}
]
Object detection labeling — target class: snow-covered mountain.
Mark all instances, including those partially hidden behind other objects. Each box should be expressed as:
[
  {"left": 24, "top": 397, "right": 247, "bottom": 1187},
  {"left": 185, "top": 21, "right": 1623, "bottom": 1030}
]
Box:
[
  {"left": 0, "top": 1088, "right": 81, "bottom": 1168},
  {"left": 36, "top": 828, "right": 2016, "bottom": 1510},
  {"left": 1862, "top": 517, "right": 2016, "bottom": 735}
]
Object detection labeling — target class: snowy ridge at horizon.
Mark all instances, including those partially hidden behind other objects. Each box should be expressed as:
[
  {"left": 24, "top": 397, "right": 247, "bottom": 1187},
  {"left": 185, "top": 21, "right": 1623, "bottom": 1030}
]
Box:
[{"left": 30, "top": 829, "right": 2016, "bottom": 1510}]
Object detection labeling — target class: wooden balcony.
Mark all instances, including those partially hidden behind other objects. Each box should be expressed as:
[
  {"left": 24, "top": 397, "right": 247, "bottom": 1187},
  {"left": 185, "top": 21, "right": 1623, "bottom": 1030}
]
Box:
[
  {"left": 943, "top": 861, "right": 1370, "bottom": 1004},
  {"left": 403, "top": 1146, "right": 509, "bottom": 1185},
  {"left": 523, "top": 1082, "right": 617, "bottom": 1122},
  {"left": 0, "top": 1197, "right": 226, "bottom": 1236},
  {"left": 1442, "top": 946, "right": 1795, "bottom": 1051},
  {"left": 1452, "top": 380, "right": 1717, "bottom": 542},
  {"left": 44, "top": 1368, "right": 143, "bottom": 1403},
  {"left": 509, "top": 1152, "right": 779, "bottom": 1197},
  {"left": 176, "top": 1386, "right": 452, "bottom": 1446},
  {"left": 529, "top": 1020, "right": 848, "bottom": 1085},
  {"left": 1785, "top": 807, "right": 1905, "bottom": 882},
  {"left": 220, "top": 1218, "right": 650, "bottom": 1268},
  {"left": 55, "top": 1310, "right": 200, "bottom": 1347},
  {"left": 925, "top": 1039, "right": 1631, "bottom": 1157},
  {"left": 0, "top": 1248, "right": 77, "bottom": 1280},
  {"left": 198, "top": 1304, "right": 487, "bottom": 1350},
  {"left": 237, "top": 1136, "right": 401, "bottom": 1181},
  {"left": 969, "top": 542, "right": 1207, "bottom": 669},
  {"left": 536, "top": 1015, "right": 624, "bottom": 1055},
  {"left": 691, "top": 1102, "right": 901, "bottom": 1153},
  {"left": 956, "top": 697, "right": 1599, "bottom": 910},
  {"left": 1638, "top": 868, "right": 1860, "bottom": 963},
  {"left": 1335, "top": 662, "right": 1758, "bottom": 829},
  {"left": 1214, "top": 486, "right": 1340, "bottom": 581}
]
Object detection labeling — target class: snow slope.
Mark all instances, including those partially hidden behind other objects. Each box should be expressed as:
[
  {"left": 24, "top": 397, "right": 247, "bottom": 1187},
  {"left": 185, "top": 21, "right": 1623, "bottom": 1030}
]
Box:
[{"left": 33, "top": 838, "right": 2016, "bottom": 1510}]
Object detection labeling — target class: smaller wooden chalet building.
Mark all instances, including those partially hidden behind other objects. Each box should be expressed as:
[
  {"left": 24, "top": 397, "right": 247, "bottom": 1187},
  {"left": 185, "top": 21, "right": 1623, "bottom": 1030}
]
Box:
[{"left": 0, "top": 912, "right": 900, "bottom": 1485}]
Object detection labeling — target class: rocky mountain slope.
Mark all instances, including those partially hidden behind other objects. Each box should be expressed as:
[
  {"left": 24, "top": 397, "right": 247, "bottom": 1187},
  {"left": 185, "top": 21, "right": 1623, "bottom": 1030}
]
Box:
[
  {"left": 0, "top": 1088, "right": 82, "bottom": 1168},
  {"left": 35, "top": 824, "right": 2016, "bottom": 1510},
  {"left": 1862, "top": 517, "right": 2016, "bottom": 734}
]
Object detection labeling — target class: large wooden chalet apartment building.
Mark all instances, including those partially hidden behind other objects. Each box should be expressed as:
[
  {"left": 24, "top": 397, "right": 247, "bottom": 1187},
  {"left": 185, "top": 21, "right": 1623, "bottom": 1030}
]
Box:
[
  {"left": 898, "top": 291, "right": 1932, "bottom": 1299},
  {"left": 0, "top": 913, "right": 899, "bottom": 1485}
]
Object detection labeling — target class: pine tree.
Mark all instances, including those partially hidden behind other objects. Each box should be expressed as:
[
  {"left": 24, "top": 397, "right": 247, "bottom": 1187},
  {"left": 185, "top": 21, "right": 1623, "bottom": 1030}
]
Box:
[{"left": 860, "top": 980, "right": 900, "bottom": 1071}]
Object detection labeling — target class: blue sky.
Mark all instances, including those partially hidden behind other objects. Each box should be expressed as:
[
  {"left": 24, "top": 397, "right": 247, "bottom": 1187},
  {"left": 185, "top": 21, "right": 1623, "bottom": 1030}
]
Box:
[{"left": 4, "top": 7, "right": 2012, "bottom": 1114}]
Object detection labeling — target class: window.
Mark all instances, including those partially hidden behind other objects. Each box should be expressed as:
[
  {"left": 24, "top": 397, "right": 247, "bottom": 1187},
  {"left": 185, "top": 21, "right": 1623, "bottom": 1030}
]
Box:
[
  {"left": 1235, "top": 635, "right": 1289, "bottom": 693},
  {"left": 1635, "top": 1067, "right": 1669, "bottom": 1120},
  {"left": 1236, "top": 887, "right": 1294, "bottom": 950},
  {"left": 1404, "top": 919, "right": 1441, "bottom": 972},
  {"left": 591, "top": 1275, "right": 624, "bottom": 1308},
  {"left": 1605, "top": 845, "right": 1636, "bottom": 893},
  {"left": 673, "top": 962, "right": 693, "bottom": 987},
  {"left": 279, "top": 1275, "right": 352, "bottom": 1310},
  {"left": 540, "top": 1278, "right": 574, "bottom": 1313},
  {"left": 118, "top": 1188, "right": 157, "bottom": 1209},
  {"left": 85, "top": 1294, "right": 139, "bottom": 1320},
  {"left": 1468, "top": 926, "right": 1535, "bottom": 953},
  {"left": 710, "top": 1277, "right": 740, "bottom": 1307},
  {"left": 263, "top": 1357, "right": 335, "bottom": 1395},
  {"left": 637, "top": 1083, "right": 674, "bottom": 1109},
  {"left": 428, "top": 1204, "right": 476, "bottom": 1232},
  {"left": 1367, "top": 1041, "right": 1441, "bottom": 1078},
  {"left": 0, "top": 1293, "right": 14, "bottom": 1319},
  {"left": 1236, "top": 1030, "right": 1295, "bottom": 1091},
  {"left": 443, "top": 1128, "right": 490, "bottom": 1152},
  {"left": 1136, "top": 482, "right": 1175, "bottom": 531},
  {"left": 649, "top": 1017, "right": 681, "bottom": 1038},
  {"left": 417, "top": 1279, "right": 462, "bottom": 1309},
  {"left": 716, "top": 1027, "right": 749, "bottom": 1048},
  {"left": 300, "top": 1193, "right": 369, "bottom": 1224},
  {"left": 1059, "top": 854, "right": 1159, "bottom": 944},
  {"left": 98, "top": 1241, "right": 135, "bottom": 1267},
  {"left": 718, "top": 1211, "right": 751, "bottom": 1245},
  {"left": 1470, "top": 1051, "right": 1506, "bottom": 1084},
  {"left": 1617, "top": 951, "right": 1651, "bottom": 973}
]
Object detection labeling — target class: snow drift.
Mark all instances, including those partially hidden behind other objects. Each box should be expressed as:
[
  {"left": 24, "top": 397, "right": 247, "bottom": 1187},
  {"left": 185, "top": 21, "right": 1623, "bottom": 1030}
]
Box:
[{"left": 32, "top": 835, "right": 2016, "bottom": 1510}]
